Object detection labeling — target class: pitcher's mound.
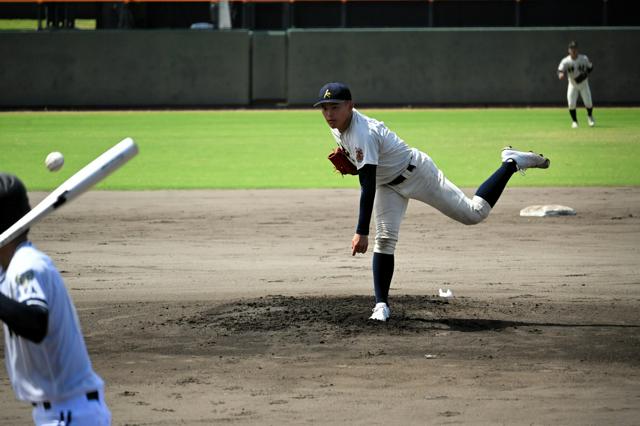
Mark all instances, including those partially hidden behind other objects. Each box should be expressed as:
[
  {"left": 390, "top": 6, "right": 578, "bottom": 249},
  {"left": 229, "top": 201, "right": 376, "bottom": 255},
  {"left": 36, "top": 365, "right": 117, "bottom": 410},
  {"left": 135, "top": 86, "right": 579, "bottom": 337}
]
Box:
[{"left": 520, "top": 204, "right": 576, "bottom": 217}]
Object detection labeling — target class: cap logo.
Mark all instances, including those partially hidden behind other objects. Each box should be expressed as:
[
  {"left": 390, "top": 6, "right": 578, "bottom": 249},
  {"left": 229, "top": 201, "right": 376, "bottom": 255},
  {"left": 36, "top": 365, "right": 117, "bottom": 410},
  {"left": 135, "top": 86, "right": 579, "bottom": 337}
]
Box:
[{"left": 323, "top": 89, "right": 332, "bottom": 99}]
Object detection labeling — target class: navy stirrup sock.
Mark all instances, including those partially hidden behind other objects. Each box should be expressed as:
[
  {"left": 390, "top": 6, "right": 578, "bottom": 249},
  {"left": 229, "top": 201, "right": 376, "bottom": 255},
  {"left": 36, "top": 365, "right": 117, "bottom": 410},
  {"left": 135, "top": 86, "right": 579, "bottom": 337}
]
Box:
[
  {"left": 569, "top": 109, "right": 578, "bottom": 122},
  {"left": 373, "top": 252, "right": 394, "bottom": 304},
  {"left": 475, "top": 160, "right": 517, "bottom": 208}
]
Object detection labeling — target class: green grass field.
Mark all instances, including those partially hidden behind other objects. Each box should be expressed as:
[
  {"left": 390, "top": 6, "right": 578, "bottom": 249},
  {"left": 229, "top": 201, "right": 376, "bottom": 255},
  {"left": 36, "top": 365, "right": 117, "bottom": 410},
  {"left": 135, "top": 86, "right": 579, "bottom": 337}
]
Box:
[
  {"left": 0, "top": 19, "right": 96, "bottom": 30},
  {"left": 1, "top": 108, "right": 638, "bottom": 190}
]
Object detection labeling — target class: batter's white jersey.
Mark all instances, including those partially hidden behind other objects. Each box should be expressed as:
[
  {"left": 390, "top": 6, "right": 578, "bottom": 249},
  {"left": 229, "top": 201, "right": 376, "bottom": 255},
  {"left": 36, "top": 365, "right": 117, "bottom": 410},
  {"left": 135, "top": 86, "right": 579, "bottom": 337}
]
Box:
[
  {"left": 558, "top": 54, "right": 593, "bottom": 86},
  {"left": 330, "top": 108, "right": 412, "bottom": 185},
  {"left": 1, "top": 242, "right": 104, "bottom": 402}
]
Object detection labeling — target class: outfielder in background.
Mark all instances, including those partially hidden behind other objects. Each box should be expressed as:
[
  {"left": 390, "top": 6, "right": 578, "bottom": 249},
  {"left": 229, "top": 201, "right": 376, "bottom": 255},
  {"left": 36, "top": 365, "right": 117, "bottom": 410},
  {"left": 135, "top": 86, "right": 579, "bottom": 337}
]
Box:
[
  {"left": 558, "top": 41, "right": 595, "bottom": 128},
  {"left": 0, "top": 173, "right": 111, "bottom": 426},
  {"left": 318, "top": 83, "right": 550, "bottom": 321}
]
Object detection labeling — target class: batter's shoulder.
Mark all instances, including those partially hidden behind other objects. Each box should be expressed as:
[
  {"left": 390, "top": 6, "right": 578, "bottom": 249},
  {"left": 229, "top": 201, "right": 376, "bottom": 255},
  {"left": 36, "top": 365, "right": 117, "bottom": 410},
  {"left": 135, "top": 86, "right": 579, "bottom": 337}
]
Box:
[{"left": 9, "top": 243, "right": 53, "bottom": 277}]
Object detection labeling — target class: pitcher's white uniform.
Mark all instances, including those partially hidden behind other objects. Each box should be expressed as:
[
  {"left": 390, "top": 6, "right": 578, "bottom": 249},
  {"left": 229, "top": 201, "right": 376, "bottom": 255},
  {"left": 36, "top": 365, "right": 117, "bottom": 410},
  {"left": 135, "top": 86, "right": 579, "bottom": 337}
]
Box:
[
  {"left": 331, "top": 109, "right": 491, "bottom": 255},
  {"left": 558, "top": 54, "right": 593, "bottom": 109},
  {"left": 1, "top": 242, "right": 111, "bottom": 426}
]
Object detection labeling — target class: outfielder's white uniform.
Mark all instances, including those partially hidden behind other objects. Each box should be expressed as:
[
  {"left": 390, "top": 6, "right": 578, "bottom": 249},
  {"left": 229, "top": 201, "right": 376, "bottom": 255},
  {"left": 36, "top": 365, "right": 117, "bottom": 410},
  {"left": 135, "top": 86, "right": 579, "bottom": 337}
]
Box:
[
  {"left": 558, "top": 54, "right": 593, "bottom": 109},
  {"left": 331, "top": 109, "right": 491, "bottom": 255},
  {"left": 1, "top": 242, "right": 110, "bottom": 426}
]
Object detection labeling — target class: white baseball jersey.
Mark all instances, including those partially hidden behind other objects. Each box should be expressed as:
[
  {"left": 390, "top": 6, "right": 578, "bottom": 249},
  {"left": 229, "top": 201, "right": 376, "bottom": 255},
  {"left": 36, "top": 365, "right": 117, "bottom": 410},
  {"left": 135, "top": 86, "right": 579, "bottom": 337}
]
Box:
[
  {"left": 330, "top": 108, "right": 412, "bottom": 185},
  {"left": 1, "top": 242, "right": 104, "bottom": 402},
  {"left": 558, "top": 54, "right": 593, "bottom": 85}
]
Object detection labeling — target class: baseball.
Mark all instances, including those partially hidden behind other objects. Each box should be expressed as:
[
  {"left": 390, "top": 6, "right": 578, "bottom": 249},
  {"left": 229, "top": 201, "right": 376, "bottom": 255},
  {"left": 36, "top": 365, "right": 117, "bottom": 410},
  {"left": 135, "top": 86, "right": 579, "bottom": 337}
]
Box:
[{"left": 45, "top": 151, "right": 64, "bottom": 172}]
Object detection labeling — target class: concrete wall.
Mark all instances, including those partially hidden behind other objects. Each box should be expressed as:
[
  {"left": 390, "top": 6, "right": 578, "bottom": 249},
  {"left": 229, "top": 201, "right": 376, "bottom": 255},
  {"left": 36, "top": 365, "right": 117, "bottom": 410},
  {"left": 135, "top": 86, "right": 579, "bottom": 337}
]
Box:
[
  {"left": 0, "top": 30, "right": 251, "bottom": 107},
  {"left": 287, "top": 27, "right": 640, "bottom": 106},
  {"left": 251, "top": 31, "right": 286, "bottom": 102},
  {"left": 1, "top": 28, "right": 638, "bottom": 107}
]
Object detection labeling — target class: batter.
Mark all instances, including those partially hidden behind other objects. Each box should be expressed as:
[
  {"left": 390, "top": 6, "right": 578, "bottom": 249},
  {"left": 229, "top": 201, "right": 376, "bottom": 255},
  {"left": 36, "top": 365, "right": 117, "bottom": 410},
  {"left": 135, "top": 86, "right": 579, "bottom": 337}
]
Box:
[
  {"left": 0, "top": 173, "right": 111, "bottom": 426},
  {"left": 558, "top": 41, "right": 595, "bottom": 128},
  {"left": 315, "top": 83, "right": 550, "bottom": 321}
]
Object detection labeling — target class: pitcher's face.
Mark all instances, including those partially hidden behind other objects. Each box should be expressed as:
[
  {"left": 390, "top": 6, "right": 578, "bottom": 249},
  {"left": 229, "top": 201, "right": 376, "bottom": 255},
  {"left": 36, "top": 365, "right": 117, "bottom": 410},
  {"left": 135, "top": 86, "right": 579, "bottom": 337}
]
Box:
[{"left": 321, "top": 101, "right": 353, "bottom": 132}]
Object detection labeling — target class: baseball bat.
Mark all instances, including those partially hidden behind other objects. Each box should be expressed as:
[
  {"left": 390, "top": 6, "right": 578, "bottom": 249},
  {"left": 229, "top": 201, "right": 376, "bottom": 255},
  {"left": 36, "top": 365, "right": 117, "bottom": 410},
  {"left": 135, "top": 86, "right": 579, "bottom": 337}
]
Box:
[{"left": 0, "top": 137, "right": 138, "bottom": 248}]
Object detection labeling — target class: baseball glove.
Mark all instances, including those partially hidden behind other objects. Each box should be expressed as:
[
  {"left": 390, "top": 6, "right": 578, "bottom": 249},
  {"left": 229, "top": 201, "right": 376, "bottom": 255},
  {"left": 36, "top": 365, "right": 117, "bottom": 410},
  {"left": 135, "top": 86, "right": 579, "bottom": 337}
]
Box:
[
  {"left": 328, "top": 147, "right": 358, "bottom": 175},
  {"left": 574, "top": 73, "right": 588, "bottom": 83}
]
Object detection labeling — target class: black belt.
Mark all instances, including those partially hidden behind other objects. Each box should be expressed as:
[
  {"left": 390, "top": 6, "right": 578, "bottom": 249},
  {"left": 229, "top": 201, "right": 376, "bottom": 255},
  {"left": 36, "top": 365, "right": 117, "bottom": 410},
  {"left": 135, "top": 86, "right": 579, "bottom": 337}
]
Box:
[
  {"left": 388, "top": 164, "right": 416, "bottom": 186},
  {"left": 32, "top": 391, "right": 99, "bottom": 410}
]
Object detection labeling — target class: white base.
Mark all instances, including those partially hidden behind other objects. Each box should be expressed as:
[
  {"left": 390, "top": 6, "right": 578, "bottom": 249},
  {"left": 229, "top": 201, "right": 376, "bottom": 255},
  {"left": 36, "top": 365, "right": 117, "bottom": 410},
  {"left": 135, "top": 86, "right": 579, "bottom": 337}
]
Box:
[{"left": 520, "top": 205, "right": 576, "bottom": 217}]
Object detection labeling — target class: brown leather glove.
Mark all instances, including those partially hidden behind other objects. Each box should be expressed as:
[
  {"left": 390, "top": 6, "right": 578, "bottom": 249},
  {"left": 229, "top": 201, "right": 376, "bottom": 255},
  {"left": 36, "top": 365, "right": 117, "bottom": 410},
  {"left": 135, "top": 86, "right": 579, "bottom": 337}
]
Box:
[{"left": 328, "top": 147, "right": 358, "bottom": 175}]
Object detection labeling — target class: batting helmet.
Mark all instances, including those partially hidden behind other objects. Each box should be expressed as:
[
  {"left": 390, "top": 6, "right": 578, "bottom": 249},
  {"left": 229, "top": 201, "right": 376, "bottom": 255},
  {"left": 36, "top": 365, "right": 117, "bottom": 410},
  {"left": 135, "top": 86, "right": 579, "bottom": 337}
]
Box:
[{"left": 0, "top": 173, "right": 31, "bottom": 234}]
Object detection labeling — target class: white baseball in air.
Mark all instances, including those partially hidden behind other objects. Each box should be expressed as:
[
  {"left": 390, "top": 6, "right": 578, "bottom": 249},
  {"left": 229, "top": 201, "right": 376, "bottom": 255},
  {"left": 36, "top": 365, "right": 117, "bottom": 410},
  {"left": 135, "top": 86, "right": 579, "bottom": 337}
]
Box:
[{"left": 45, "top": 151, "right": 64, "bottom": 172}]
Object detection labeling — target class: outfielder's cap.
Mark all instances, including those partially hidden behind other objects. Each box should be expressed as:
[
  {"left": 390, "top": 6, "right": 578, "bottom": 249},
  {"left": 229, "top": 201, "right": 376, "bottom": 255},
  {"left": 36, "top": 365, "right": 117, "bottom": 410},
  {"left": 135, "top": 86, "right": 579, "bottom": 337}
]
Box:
[
  {"left": 313, "top": 82, "right": 352, "bottom": 107},
  {"left": 568, "top": 41, "right": 578, "bottom": 49},
  {"left": 0, "top": 173, "right": 31, "bottom": 234}
]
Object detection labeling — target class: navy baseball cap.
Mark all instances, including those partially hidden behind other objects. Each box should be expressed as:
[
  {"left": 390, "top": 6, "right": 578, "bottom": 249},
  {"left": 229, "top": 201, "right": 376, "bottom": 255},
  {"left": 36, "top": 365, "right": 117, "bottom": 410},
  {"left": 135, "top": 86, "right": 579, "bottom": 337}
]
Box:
[
  {"left": 313, "top": 82, "right": 352, "bottom": 107},
  {"left": 568, "top": 41, "right": 578, "bottom": 49},
  {"left": 0, "top": 173, "right": 31, "bottom": 234}
]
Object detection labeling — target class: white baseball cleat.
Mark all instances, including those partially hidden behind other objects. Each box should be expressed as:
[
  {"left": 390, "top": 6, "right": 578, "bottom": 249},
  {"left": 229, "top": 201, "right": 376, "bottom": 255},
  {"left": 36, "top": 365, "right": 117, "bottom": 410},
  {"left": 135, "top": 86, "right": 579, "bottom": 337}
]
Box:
[
  {"left": 369, "top": 302, "right": 391, "bottom": 322},
  {"left": 588, "top": 117, "right": 595, "bottom": 127},
  {"left": 501, "top": 146, "right": 550, "bottom": 171},
  {"left": 571, "top": 121, "right": 579, "bottom": 129}
]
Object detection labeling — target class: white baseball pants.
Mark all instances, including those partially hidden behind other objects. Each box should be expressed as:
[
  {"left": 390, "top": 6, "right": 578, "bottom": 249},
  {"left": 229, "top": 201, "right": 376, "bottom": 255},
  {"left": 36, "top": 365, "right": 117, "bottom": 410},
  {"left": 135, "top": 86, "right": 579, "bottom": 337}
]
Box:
[
  {"left": 567, "top": 81, "right": 593, "bottom": 109},
  {"left": 373, "top": 149, "right": 491, "bottom": 255},
  {"left": 32, "top": 388, "right": 111, "bottom": 426}
]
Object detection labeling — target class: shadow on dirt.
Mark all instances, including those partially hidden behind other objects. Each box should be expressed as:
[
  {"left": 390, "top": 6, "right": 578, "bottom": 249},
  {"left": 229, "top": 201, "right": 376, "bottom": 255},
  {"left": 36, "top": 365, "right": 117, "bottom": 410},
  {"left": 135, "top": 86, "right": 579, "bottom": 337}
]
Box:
[{"left": 172, "top": 295, "right": 639, "bottom": 337}]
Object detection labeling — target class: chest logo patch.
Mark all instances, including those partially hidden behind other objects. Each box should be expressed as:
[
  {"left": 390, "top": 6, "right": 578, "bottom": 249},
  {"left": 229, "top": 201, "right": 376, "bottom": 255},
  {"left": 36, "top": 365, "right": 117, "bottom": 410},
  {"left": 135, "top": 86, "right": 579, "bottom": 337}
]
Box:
[
  {"left": 16, "top": 270, "right": 35, "bottom": 286},
  {"left": 356, "top": 148, "right": 364, "bottom": 162}
]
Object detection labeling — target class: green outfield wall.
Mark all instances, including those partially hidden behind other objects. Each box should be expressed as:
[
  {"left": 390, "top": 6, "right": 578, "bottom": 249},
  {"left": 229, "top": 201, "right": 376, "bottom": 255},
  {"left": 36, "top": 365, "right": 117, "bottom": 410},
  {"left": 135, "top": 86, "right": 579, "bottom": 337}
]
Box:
[
  {"left": 0, "top": 31, "right": 251, "bottom": 107},
  {"left": 252, "top": 31, "right": 287, "bottom": 103},
  {"left": 1, "top": 27, "right": 638, "bottom": 107},
  {"left": 286, "top": 27, "right": 640, "bottom": 106}
]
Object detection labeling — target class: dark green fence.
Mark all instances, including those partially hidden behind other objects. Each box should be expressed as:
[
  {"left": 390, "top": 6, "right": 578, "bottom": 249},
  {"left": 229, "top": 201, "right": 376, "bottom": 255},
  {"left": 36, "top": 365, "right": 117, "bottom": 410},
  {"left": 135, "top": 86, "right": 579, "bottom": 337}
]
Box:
[{"left": 1, "top": 27, "right": 638, "bottom": 107}]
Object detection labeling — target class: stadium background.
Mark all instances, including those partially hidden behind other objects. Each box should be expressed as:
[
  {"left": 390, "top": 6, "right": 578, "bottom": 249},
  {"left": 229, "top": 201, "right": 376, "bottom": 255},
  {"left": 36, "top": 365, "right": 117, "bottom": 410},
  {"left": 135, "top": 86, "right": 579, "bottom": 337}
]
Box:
[
  {"left": 1, "top": 0, "right": 639, "bottom": 108},
  {"left": 1, "top": 2, "right": 640, "bottom": 425}
]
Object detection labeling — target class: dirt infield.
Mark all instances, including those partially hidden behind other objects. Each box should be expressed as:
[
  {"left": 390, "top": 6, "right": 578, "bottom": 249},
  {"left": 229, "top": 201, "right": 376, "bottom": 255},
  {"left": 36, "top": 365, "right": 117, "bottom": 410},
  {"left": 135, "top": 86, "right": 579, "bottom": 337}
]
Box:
[{"left": 1, "top": 188, "right": 639, "bottom": 425}]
